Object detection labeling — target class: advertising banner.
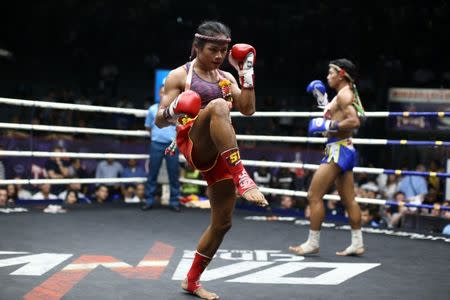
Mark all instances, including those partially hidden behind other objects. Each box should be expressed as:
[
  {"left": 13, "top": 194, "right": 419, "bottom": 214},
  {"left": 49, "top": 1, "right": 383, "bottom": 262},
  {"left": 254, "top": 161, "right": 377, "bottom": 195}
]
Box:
[{"left": 388, "top": 88, "right": 450, "bottom": 132}]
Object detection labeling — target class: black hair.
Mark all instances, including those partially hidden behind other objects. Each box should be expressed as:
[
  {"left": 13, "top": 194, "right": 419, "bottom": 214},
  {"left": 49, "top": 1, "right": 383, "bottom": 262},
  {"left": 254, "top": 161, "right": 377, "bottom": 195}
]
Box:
[
  {"left": 329, "top": 58, "right": 358, "bottom": 82},
  {"left": 330, "top": 58, "right": 365, "bottom": 117},
  {"left": 191, "top": 21, "right": 231, "bottom": 59},
  {"left": 65, "top": 190, "right": 79, "bottom": 202},
  {"left": 96, "top": 184, "right": 108, "bottom": 192}
]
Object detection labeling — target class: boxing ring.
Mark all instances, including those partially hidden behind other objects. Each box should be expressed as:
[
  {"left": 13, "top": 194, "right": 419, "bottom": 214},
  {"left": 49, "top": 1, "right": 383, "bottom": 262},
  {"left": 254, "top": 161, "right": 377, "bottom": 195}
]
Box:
[{"left": 0, "top": 97, "right": 449, "bottom": 300}]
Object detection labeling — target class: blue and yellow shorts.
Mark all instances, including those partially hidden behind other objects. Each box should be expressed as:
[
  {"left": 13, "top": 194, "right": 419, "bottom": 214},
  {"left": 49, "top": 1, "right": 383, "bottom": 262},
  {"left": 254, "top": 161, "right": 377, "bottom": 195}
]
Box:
[{"left": 320, "top": 138, "right": 356, "bottom": 172}]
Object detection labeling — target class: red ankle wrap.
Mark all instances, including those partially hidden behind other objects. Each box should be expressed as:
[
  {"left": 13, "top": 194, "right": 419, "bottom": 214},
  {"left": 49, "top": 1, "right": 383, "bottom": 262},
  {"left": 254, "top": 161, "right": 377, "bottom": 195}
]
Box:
[
  {"left": 220, "top": 148, "right": 257, "bottom": 195},
  {"left": 186, "top": 252, "right": 211, "bottom": 292}
]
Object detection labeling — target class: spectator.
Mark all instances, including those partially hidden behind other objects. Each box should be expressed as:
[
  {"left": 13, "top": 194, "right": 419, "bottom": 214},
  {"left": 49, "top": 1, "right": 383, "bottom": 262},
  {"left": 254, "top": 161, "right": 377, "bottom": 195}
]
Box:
[
  {"left": 32, "top": 184, "right": 58, "bottom": 200},
  {"left": 63, "top": 190, "right": 79, "bottom": 205},
  {"left": 6, "top": 184, "right": 18, "bottom": 206},
  {"left": 360, "top": 181, "right": 380, "bottom": 199},
  {"left": 133, "top": 183, "right": 146, "bottom": 203},
  {"left": 428, "top": 159, "right": 445, "bottom": 200},
  {"left": 121, "top": 158, "right": 146, "bottom": 200},
  {"left": 124, "top": 183, "right": 146, "bottom": 203},
  {"left": 45, "top": 146, "right": 70, "bottom": 193},
  {"left": 252, "top": 164, "right": 272, "bottom": 188},
  {"left": 68, "top": 158, "right": 89, "bottom": 178},
  {"left": 0, "top": 186, "right": 7, "bottom": 207},
  {"left": 58, "top": 183, "right": 88, "bottom": 203},
  {"left": 441, "top": 200, "right": 450, "bottom": 220},
  {"left": 398, "top": 164, "right": 428, "bottom": 205},
  {"left": 360, "top": 204, "right": 382, "bottom": 227},
  {"left": 122, "top": 159, "right": 146, "bottom": 178},
  {"left": 67, "top": 158, "right": 89, "bottom": 195},
  {"left": 123, "top": 185, "right": 136, "bottom": 203},
  {"left": 383, "top": 191, "right": 409, "bottom": 228},
  {"left": 142, "top": 82, "right": 180, "bottom": 212},
  {"left": 14, "top": 177, "right": 33, "bottom": 200},
  {"left": 93, "top": 185, "right": 109, "bottom": 204},
  {"left": 279, "top": 195, "right": 297, "bottom": 210},
  {"left": 273, "top": 167, "right": 296, "bottom": 190},
  {"left": 378, "top": 174, "right": 400, "bottom": 199},
  {"left": 95, "top": 158, "right": 123, "bottom": 198}
]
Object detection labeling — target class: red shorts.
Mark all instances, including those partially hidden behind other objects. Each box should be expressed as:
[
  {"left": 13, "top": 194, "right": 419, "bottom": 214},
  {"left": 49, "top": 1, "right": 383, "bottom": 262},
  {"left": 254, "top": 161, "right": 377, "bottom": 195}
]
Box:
[{"left": 176, "top": 119, "right": 233, "bottom": 186}]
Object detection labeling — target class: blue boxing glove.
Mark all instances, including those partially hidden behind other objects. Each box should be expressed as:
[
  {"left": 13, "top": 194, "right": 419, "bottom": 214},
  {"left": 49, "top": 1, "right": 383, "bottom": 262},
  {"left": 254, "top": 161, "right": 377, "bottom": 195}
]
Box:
[
  {"left": 306, "top": 80, "right": 329, "bottom": 109},
  {"left": 308, "top": 118, "right": 339, "bottom": 135}
]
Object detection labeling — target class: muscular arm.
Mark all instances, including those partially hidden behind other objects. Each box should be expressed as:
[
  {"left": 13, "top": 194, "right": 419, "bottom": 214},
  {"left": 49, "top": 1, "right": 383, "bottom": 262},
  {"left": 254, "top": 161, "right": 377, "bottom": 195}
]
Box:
[
  {"left": 223, "top": 72, "right": 256, "bottom": 115},
  {"left": 155, "top": 68, "right": 185, "bottom": 128},
  {"left": 335, "top": 90, "right": 360, "bottom": 131}
]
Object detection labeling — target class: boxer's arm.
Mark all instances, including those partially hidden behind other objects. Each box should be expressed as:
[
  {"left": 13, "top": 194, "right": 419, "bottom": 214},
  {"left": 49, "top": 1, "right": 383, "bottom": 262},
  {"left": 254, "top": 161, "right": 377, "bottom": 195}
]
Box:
[
  {"left": 335, "top": 92, "right": 360, "bottom": 131},
  {"left": 155, "top": 68, "right": 184, "bottom": 128},
  {"left": 227, "top": 44, "right": 257, "bottom": 115},
  {"left": 223, "top": 71, "right": 256, "bottom": 115}
]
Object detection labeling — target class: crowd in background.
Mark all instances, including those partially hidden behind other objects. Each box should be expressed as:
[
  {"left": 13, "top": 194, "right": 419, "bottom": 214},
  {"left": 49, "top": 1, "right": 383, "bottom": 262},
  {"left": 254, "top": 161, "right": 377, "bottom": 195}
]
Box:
[
  {"left": 0, "top": 1, "right": 449, "bottom": 230},
  {"left": 1, "top": 136, "right": 449, "bottom": 231}
]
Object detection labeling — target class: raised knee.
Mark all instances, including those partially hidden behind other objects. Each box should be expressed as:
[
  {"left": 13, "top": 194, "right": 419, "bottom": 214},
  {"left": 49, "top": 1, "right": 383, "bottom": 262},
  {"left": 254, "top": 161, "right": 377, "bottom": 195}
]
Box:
[{"left": 209, "top": 98, "right": 230, "bottom": 117}]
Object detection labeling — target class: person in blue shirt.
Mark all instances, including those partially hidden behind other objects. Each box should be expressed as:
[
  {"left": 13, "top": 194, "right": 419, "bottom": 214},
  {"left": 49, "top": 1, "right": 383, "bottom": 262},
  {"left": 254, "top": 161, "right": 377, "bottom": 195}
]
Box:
[
  {"left": 121, "top": 158, "right": 147, "bottom": 202},
  {"left": 122, "top": 159, "right": 146, "bottom": 178},
  {"left": 142, "top": 81, "right": 181, "bottom": 211},
  {"left": 398, "top": 164, "right": 428, "bottom": 200}
]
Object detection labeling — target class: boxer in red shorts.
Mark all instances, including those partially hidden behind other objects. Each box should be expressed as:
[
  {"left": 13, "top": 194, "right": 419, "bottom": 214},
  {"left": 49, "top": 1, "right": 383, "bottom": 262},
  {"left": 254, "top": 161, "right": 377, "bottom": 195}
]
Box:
[{"left": 155, "top": 20, "right": 267, "bottom": 299}]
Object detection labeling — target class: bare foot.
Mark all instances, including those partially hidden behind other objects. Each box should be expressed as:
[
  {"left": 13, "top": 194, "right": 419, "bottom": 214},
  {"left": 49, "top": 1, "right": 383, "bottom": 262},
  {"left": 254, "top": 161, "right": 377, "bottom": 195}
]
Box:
[
  {"left": 242, "top": 188, "right": 268, "bottom": 207},
  {"left": 336, "top": 246, "right": 365, "bottom": 256},
  {"left": 288, "top": 245, "right": 319, "bottom": 255},
  {"left": 181, "top": 278, "right": 219, "bottom": 300}
]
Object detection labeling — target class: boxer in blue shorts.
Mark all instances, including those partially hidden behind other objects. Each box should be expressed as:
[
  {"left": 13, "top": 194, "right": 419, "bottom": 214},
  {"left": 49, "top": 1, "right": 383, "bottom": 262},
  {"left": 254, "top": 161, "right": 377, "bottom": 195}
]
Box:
[
  {"left": 321, "top": 137, "right": 356, "bottom": 172},
  {"left": 289, "top": 58, "right": 366, "bottom": 256}
]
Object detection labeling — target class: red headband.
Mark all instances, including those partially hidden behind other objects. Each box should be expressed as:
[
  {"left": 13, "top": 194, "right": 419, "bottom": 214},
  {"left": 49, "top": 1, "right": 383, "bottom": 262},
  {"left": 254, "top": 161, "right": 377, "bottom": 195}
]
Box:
[
  {"left": 194, "top": 33, "right": 231, "bottom": 43},
  {"left": 329, "top": 64, "right": 354, "bottom": 83}
]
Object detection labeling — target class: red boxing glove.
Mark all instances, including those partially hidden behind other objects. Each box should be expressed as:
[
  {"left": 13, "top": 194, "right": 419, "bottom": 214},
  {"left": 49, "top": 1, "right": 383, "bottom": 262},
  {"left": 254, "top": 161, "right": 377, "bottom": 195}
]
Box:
[
  {"left": 228, "top": 44, "right": 256, "bottom": 89},
  {"left": 163, "top": 90, "right": 201, "bottom": 122}
]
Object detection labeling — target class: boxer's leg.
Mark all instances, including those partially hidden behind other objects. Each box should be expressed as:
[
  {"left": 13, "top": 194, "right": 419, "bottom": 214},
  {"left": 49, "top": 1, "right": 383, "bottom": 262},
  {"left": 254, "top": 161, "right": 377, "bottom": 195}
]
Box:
[
  {"left": 189, "top": 98, "right": 267, "bottom": 206},
  {"left": 182, "top": 179, "right": 236, "bottom": 299}
]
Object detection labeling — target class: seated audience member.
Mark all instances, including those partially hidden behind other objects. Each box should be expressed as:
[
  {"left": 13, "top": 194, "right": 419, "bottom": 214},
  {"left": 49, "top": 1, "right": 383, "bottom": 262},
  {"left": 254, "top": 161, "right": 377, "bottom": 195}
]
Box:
[
  {"left": 45, "top": 146, "right": 71, "bottom": 193},
  {"left": 360, "top": 204, "right": 382, "bottom": 227},
  {"left": 398, "top": 164, "right": 428, "bottom": 203},
  {"left": 360, "top": 181, "right": 380, "bottom": 199},
  {"left": 67, "top": 158, "right": 90, "bottom": 194},
  {"left": 273, "top": 167, "right": 296, "bottom": 190},
  {"left": 14, "top": 177, "right": 33, "bottom": 200},
  {"left": 125, "top": 183, "right": 146, "bottom": 203},
  {"left": 7, "top": 184, "right": 18, "bottom": 206},
  {"left": 121, "top": 159, "right": 146, "bottom": 201},
  {"left": 122, "top": 159, "right": 146, "bottom": 178},
  {"left": 32, "top": 184, "right": 58, "bottom": 200},
  {"left": 252, "top": 163, "right": 272, "bottom": 188},
  {"left": 438, "top": 199, "right": 450, "bottom": 220},
  {"left": 0, "top": 186, "right": 7, "bottom": 207},
  {"left": 279, "top": 195, "right": 296, "bottom": 210},
  {"left": 95, "top": 158, "right": 123, "bottom": 197},
  {"left": 134, "top": 183, "right": 146, "bottom": 202},
  {"left": 123, "top": 185, "right": 136, "bottom": 203},
  {"left": 93, "top": 185, "right": 109, "bottom": 204},
  {"left": 377, "top": 174, "right": 399, "bottom": 199},
  {"left": 64, "top": 190, "right": 79, "bottom": 205},
  {"left": 58, "top": 183, "right": 89, "bottom": 203}
]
